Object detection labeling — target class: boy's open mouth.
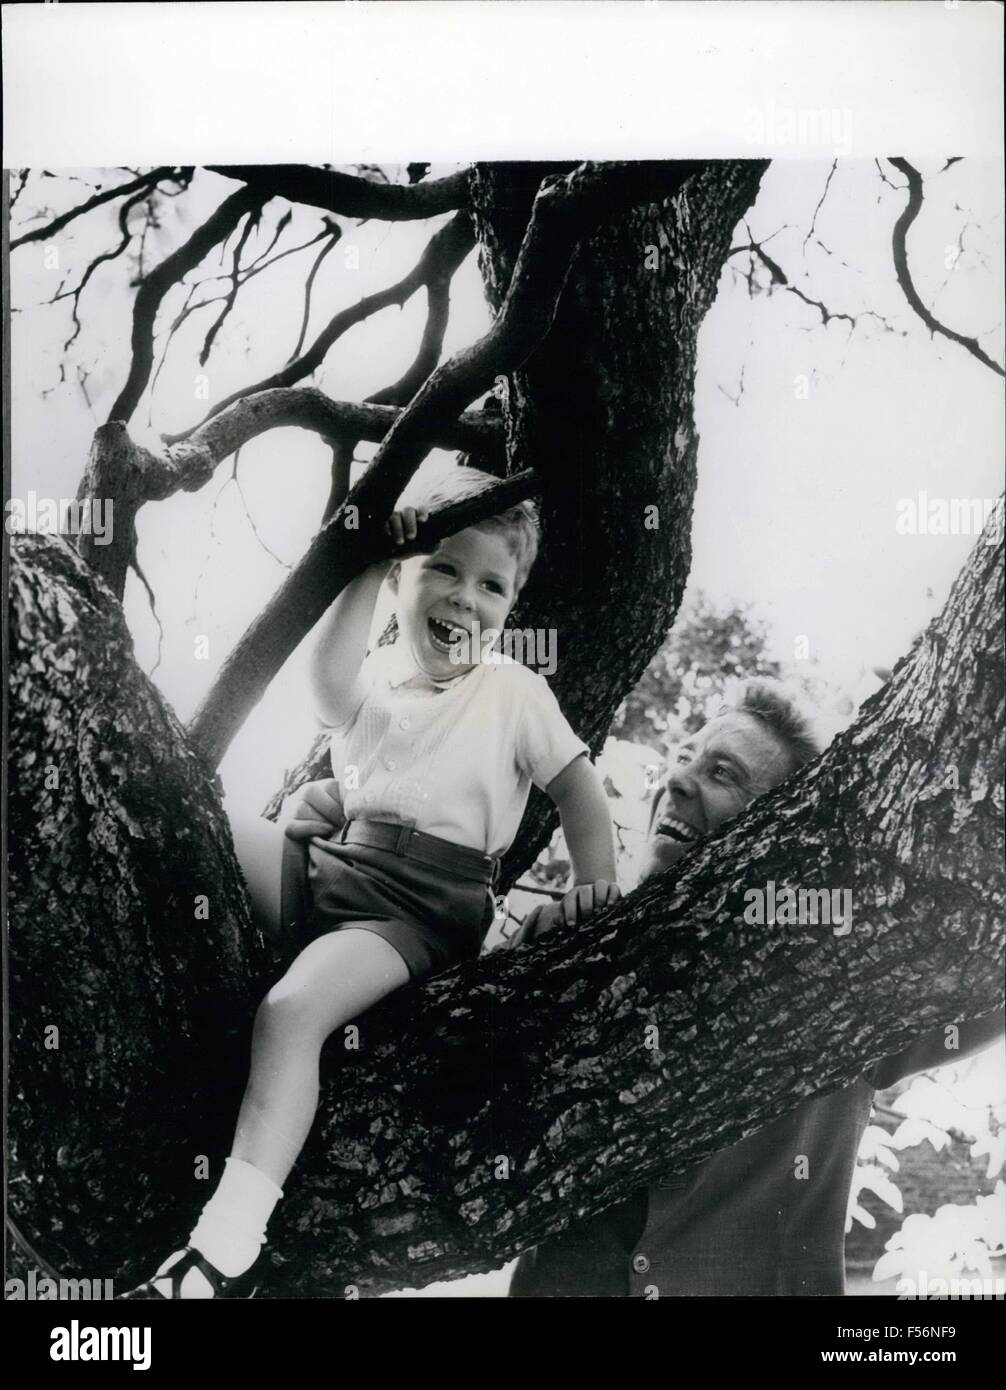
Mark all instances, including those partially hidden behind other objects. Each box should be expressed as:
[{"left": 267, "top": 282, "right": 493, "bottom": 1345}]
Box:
[
  {"left": 428, "top": 617, "right": 469, "bottom": 654},
  {"left": 655, "top": 814, "right": 699, "bottom": 844}
]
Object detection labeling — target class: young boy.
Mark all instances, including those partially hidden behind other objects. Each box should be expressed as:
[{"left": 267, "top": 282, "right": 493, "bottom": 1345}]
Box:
[{"left": 123, "top": 466, "right": 620, "bottom": 1298}]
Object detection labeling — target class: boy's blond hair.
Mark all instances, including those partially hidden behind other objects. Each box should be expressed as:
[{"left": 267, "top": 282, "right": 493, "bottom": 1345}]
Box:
[{"left": 398, "top": 461, "right": 540, "bottom": 592}]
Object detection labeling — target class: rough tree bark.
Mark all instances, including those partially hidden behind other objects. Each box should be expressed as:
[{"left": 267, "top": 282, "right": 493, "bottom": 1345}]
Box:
[{"left": 8, "top": 510, "right": 1002, "bottom": 1294}]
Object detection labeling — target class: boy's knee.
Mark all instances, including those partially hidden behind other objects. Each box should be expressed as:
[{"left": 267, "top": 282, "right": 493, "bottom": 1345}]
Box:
[{"left": 256, "top": 977, "right": 322, "bottom": 1038}]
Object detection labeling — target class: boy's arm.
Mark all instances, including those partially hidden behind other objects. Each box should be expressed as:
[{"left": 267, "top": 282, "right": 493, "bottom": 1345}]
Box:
[
  {"left": 309, "top": 562, "right": 390, "bottom": 728},
  {"left": 310, "top": 505, "right": 429, "bottom": 727},
  {"left": 543, "top": 754, "right": 621, "bottom": 927}
]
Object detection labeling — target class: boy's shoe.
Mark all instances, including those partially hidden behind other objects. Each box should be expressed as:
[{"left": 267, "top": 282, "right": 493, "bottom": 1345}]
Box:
[{"left": 118, "top": 1248, "right": 258, "bottom": 1299}]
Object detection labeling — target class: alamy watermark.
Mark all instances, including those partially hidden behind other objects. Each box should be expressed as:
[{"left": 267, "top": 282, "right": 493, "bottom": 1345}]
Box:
[
  {"left": 4, "top": 490, "right": 114, "bottom": 545},
  {"left": 897, "top": 1271, "right": 1004, "bottom": 1300},
  {"left": 743, "top": 879, "right": 853, "bottom": 936},
  {"left": 742, "top": 103, "right": 853, "bottom": 156},
  {"left": 447, "top": 618, "right": 558, "bottom": 677},
  {"left": 895, "top": 493, "right": 1003, "bottom": 546},
  {"left": 49, "top": 1319, "right": 151, "bottom": 1371},
  {"left": 5, "top": 1268, "right": 114, "bottom": 1300}
]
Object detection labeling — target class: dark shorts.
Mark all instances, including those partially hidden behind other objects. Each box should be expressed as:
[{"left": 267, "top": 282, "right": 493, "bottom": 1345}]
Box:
[{"left": 280, "top": 832, "right": 496, "bottom": 981}]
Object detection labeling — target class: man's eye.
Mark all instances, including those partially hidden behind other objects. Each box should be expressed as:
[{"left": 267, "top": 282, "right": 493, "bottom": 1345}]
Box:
[
  {"left": 675, "top": 751, "right": 692, "bottom": 765},
  {"left": 484, "top": 580, "right": 504, "bottom": 595},
  {"left": 713, "top": 764, "right": 736, "bottom": 782},
  {"left": 431, "top": 562, "right": 454, "bottom": 575}
]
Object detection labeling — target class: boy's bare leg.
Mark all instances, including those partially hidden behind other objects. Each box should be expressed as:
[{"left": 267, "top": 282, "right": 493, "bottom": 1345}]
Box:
[
  {"left": 230, "top": 927, "right": 410, "bottom": 1187},
  {"left": 152, "top": 928, "right": 409, "bottom": 1296},
  {"left": 226, "top": 805, "right": 285, "bottom": 940}
]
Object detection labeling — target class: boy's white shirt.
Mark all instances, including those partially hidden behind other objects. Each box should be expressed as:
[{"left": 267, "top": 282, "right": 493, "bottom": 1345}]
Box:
[{"left": 321, "top": 641, "right": 588, "bottom": 859}]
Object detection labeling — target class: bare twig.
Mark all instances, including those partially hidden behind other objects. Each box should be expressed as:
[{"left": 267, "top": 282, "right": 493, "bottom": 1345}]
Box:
[
  {"left": 874, "top": 158, "right": 904, "bottom": 193},
  {"left": 10, "top": 167, "right": 187, "bottom": 249},
  {"left": 199, "top": 202, "right": 270, "bottom": 365},
  {"left": 52, "top": 186, "right": 152, "bottom": 352},
  {"left": 803, "top": 159, "right": 837, "bottom": 252},
  {"left": 288, "top": 225, "right": 343, "bottom": 363},
  {"left": 245, "top": 208, "right": 292, "bottom": 270},
  {"left": 886, "top": 158, "right": 1005, "bottom": 378},
  {"left": 729, "top": 238, "right": 901, "bottom": 335},
  {"left": 107, "top": 185, "right": 268, "bottom": 424},
  {"left": 164, "top": 212, "right": 474, "bottom": 444}
]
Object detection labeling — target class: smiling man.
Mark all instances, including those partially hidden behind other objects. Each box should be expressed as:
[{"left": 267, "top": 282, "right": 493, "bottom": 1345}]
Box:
[{"left": 508, "top": 679, "right": 1005, "bottom": 1297}]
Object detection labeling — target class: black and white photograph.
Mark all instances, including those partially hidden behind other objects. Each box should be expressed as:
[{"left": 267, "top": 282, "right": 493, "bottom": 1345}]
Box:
[{"left": 3, "top": 0, "right": 1004, "bottom": 1366}]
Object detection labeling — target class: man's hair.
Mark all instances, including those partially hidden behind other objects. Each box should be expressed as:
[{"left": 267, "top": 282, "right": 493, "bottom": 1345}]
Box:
[
  {"left": 720, "top": 678, "right": 823, "bottom": 775},
  {"left": 399, "top": 462, "right": 540, "bottom": 593}
]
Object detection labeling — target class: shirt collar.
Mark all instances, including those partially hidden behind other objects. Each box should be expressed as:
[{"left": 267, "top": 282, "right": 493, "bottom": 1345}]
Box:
[{"left": 382, "top": 640, "right": 473, "bottom": 692}]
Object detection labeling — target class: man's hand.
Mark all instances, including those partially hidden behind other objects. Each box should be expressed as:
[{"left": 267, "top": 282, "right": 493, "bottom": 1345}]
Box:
[
  {"left": 506, "top": 879, "right": 621, "bottom": 948},
  {"left": 283, "top": 778, "right": 344, "bottom": 842}
]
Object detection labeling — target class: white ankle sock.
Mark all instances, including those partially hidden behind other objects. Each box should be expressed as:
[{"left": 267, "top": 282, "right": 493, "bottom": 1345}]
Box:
[{"left": 187, "top": 1156, "right": 284, "bottom": 1281}]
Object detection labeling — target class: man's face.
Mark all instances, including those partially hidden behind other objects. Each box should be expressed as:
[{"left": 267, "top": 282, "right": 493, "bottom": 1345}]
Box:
[{"left": 637, "top": 711, "right": 795, "bottom": 882}]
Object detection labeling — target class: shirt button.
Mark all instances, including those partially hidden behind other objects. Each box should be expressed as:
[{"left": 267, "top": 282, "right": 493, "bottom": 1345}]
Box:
[
  {"left": 385, "top": 758, "right": 397, "bottom": 771},
  {"left": 399, "top": 718, "right": 411, "bottom": 730},
  {"left": 632, "top": 1254, "right": 650, "bottom": 1275}
]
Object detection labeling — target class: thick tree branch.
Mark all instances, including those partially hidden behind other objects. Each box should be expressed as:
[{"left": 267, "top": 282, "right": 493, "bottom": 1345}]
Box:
[
  {"left": 8, "top": 508, "right": 1002, "bottom": 1292},
  {"left": 106, "top": 185, "right": 269, "bottom": 425},
  {"left": 222, "top": 512, "right": 1006, "bottom": 1293},
  {"left": 205, "top": 164, "right": 472, "bottom": 219},
  {"left": 74, "top": 390, "right": 505, "bottom": 599},
  {"left": 887, "top": 158, "right": 1005, "bottom": 378}
]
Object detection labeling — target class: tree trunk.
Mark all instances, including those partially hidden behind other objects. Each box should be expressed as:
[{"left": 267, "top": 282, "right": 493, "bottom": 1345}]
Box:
[
  {"left": 7, "top": 535, "right": 273, "bottom": 1278},
  {"left": 8, "top": 508, "right": 1002, "bottom": 1294}
]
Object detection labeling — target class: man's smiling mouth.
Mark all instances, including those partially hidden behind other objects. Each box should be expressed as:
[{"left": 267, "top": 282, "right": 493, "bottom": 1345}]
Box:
[
  {"left": 655, "top": 814, "right": 700, "bottom": 844},
  {"left": 427, "top": 617, "right": 469, "bottom": 653}
]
